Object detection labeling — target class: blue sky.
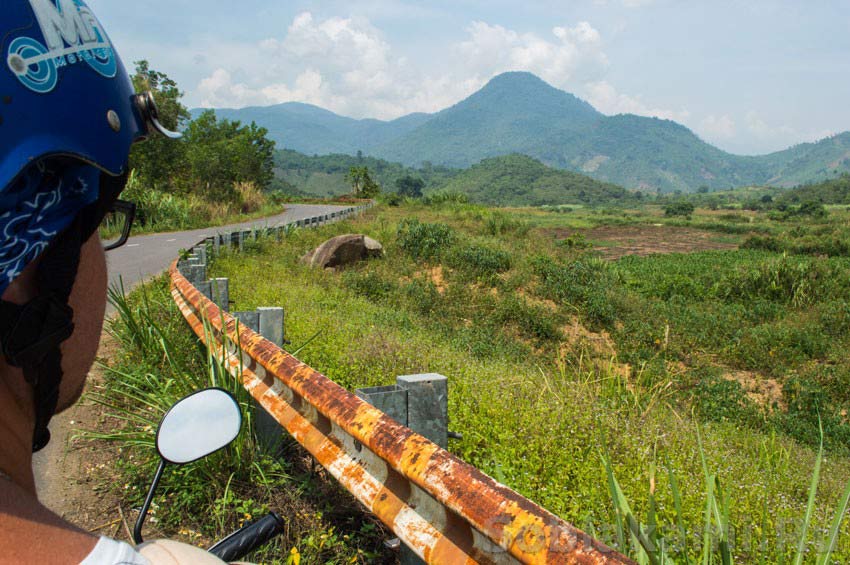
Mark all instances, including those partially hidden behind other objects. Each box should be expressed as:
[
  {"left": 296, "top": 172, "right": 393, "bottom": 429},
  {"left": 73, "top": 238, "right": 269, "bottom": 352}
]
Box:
[{"left": 89, "top": 0, "right": 850, "bottom": 155}]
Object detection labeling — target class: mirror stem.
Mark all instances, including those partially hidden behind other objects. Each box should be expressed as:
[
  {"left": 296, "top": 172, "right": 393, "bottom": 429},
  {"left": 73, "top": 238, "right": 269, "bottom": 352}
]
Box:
[{"left": 134, "top": 459, "right": 167, "bottom": 545}]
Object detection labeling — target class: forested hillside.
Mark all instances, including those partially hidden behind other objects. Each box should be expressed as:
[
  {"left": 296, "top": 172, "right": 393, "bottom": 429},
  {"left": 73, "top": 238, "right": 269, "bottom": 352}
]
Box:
[
  {"left": 197, "top": 72, "right": 850, "bottom": 193},
  {"left": 780, "top": 173, "right": 850, "bottom": 204},
  {"left": 274, "top": 150, "right": 458, "bottom": 198},
  {"left": 438, "top": 154, "right": 637, "bottom": 206}
]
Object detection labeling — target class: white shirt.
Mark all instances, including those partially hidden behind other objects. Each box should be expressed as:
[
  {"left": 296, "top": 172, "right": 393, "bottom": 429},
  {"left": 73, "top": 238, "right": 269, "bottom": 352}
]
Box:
[{"left": 79, "top": 537, "right": 149, "bottom": 565}]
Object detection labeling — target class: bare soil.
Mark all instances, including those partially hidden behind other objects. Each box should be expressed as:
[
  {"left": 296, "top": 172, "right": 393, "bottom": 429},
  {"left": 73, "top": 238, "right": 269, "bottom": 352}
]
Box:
[{"left": 550, "top": 225, "right": 739, "bottom": 260}]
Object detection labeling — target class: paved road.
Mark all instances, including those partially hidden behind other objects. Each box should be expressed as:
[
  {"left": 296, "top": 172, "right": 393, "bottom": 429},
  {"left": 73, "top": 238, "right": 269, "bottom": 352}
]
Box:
[
  {"left": 106, "top": 203, "right": 349, "bottom": 290},
  {"left": 34, "top": 204, "right": 349, "bottom": 513}
]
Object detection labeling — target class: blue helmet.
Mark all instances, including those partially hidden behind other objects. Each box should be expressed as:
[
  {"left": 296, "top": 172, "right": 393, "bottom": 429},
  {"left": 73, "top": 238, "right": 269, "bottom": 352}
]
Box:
[
  {"left": 1, "top": 1, "right": 176, "bottom": 452},
  {"left": 1, "top": 0, "right": 147, "bottom": 190}
]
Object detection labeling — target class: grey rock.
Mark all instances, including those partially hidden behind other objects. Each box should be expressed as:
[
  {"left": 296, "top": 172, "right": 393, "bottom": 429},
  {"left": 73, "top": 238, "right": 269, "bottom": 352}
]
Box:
[{"left": 301, "top": 234, "right": 384, "bottom": 269}]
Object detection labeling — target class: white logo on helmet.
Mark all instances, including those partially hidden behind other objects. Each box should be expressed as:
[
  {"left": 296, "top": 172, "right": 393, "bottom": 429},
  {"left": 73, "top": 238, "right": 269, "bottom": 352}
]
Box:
[{"left": 6, "top": 0, "right": 116, "bottom": 93}]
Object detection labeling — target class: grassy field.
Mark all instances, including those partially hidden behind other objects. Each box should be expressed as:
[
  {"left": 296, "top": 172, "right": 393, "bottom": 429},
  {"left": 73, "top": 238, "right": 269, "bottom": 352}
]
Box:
[
  {"left": 205, "top": 201, "right": 850, "bottom": 562},
  {"left": 96, "top": 199, "right": 850, "bottom": 563}
]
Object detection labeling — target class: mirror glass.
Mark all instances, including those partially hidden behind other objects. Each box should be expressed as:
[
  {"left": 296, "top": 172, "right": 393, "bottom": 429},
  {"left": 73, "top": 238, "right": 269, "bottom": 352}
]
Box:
[
  {"left": 156, "top": 388, "right": 242, "bottom": 464},
  {"left": 98, "top": 207, "right": 127, "bottom": 249}
]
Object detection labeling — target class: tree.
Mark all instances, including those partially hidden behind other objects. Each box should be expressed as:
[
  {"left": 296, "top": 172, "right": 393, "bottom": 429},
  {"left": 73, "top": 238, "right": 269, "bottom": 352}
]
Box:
[
  {"left": 129, "top": 61, "right": 190, "bottom": 187},
  {"left": 395, "top": 175, "right": 425, "bottom": 198},
  {"left": 664, "top": 201, "right": 695, "bottom": 217},
  {"left": 346, "top": 166, "right": 380, "bottom": 198},
  {"left": 181, "top": 110, "right": 276, "bottom": 200}
]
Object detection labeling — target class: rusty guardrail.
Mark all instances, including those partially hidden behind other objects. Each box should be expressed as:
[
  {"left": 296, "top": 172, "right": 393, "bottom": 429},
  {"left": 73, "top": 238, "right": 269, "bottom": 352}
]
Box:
[{"left": 169, "top": 209, "right": 633, "bottom": 564}]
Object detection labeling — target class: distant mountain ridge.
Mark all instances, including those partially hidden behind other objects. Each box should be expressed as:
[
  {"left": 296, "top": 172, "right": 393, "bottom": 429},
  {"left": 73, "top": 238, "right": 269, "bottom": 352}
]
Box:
[{"left": 192, "top": 72, "right": 850, "bottom": 192}]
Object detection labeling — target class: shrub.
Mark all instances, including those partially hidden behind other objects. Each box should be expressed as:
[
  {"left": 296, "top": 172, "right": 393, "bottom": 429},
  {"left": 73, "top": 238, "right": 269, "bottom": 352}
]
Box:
[
  {"left": 342, "top": 271, "right": 396, "bottom": 301},
  {"left": 445, "top": 244, "right": 512, "bottom": 282},
  {"left": 664, "top": 201, "right": 695, "bottom": 217},
  {"left": 483, "top": 211, "right": 530, "bottom": 237},
  {"left": 532, "top": 255, "right": 620, "bottom": 327},
  {"left": 423, "top": 190, "right": 469, "bottom": 205},
  {"left": 796, "top": 200, "right": 827, "bottom": 218},
  {"left": 396, "top": 219, "right": 456, "bottom": 261},
  {"left": 234, "top": 181, "right": 266, "bottom": 213},
  {"left": 740, "top": 235, "right": 783, "bottom": 252},
  {"left": 715, "top": 256, "right": 848, "bottom": 307}
]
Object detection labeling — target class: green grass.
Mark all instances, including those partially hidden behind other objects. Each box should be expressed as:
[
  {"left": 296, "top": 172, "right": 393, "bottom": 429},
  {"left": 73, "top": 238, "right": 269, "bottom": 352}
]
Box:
[
  {"left": 205, "top": 202, "right": 850, "bottom": 562},
  {"left": 84, "top": 278, "right": 391, "bottom": 563}
]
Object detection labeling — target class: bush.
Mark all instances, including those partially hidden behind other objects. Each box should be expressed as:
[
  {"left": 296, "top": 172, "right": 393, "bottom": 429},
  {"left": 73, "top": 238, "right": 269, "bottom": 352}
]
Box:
[
  {"left": 423, "top": 190, "right": 469, "bottom": 205},
  {"left": 740, "top": 235, "right": 783, "bottom": 252},
  {"left": 796, "top": 200, "right": 827, "bottom": 218},
  {"left": 446, "top": 244, "right": 512, "bottom": 282},
  {"left": 714, "top": 256, "right": 848, "bottom": 307},
  {"left": 234, "top": 181, "right": 266, "bottom": 213},
  {"left": 483, "top": 211, "right": 530, "bottom": 237},
  {"left": 396, "top": 219, "right": 456, "bottom": 261},
  {"left": 664, "top": 201, "right": 695, "bottom": 217},
  {"left": 532, "top": 255, "right": 620, "bottom": 327},
  {"left": 342, "top": 271, "right": 396, "bottom": 301}
]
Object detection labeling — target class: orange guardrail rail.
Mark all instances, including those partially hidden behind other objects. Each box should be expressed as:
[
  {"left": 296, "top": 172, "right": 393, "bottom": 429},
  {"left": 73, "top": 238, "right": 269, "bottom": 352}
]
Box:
[{"left": 169, "top": 213, "right": 633, "bottom": 564}]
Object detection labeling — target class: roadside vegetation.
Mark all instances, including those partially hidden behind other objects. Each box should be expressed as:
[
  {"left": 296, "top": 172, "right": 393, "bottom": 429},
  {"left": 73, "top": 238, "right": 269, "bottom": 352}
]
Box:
[
  {"left": 125, "top": 62, "right": 290, "bottom": 233},
  {"left": 93, "top": 189, "right": 850, "bottom": 562},
  {"left": 88, "top": 279, "right": 394, "bottom": 563}
]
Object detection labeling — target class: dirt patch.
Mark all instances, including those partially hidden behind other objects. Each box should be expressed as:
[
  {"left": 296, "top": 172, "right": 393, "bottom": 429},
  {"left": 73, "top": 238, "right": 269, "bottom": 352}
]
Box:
[
  {"left": 723, "top": 370, "right": 786, "bottom": 411},
  {"left": 559, "top": 317, "right": 630, "bottom": 379},
  {"left": 420, "top": 265, "right": 447, "bottom": 294},
  {"left": 549, "top": 225, "right": 739, "bottom": 260}
]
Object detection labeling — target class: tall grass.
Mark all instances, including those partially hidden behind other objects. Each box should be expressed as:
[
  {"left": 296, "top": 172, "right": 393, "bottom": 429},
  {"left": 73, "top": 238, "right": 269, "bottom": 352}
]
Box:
[{"left": 84, "top": 278, "right": 288, "bottom": 545}]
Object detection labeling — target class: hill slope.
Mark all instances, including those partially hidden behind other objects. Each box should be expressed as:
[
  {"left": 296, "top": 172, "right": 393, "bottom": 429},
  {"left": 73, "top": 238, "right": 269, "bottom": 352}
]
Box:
[
  {"left": 374, "top": 72, "right": 602, "bottom": 169},
  {"left": 195, "top": 72, "right": 850, "bottom": 193},
  {"left": 436, "top": 154, "right": 635, "bottom": 206},
  {"left": 192, "top": 102, "right": 432, "bottom": 156}
]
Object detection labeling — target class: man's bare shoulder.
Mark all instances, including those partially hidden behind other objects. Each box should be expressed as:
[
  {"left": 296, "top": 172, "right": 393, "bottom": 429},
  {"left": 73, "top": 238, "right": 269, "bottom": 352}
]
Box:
[{"left": 0, "top": 479, "right": 97, "bottom": 564}]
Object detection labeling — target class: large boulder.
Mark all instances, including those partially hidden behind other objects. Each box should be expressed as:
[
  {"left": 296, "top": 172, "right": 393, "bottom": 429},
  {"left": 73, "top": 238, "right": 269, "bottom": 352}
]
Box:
[{"left": 301, "top": 234, "right": 383, "bottom": 269}]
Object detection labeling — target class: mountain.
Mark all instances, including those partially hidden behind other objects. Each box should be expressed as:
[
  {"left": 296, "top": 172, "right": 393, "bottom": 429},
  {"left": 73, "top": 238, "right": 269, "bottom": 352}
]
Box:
[
  {"left": 193, "top": 72, "right": 850, "bottom": 192},
  {"left": 191, "top": 102, "right": 432, "bottom": 156},
  {"left": 438, "top": 154, "right": 636, "bottom": 206},
  {"left": 374, "top": 72, "right": 602, "bottom": 168}
]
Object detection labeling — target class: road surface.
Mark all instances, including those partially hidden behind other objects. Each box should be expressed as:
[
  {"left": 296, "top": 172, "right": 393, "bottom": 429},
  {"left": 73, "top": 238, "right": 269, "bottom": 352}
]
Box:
[{"left": 34, "top": 204, "right": 350, "bottom": 514}]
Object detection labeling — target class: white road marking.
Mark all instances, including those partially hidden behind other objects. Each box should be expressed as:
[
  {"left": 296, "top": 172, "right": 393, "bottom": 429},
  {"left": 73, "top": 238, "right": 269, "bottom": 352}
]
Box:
[
  {"left": 166, "top": 239, "right": 177, "bottom": 242},
  {"left": 127, "top": 244, "right": 140, "bottom": 248}
]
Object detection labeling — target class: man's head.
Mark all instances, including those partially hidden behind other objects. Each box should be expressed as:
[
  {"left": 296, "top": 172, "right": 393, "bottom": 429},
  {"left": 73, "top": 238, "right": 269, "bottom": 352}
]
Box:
[{"left": 1, "top": 0, "right": 173, "bottom": 451}]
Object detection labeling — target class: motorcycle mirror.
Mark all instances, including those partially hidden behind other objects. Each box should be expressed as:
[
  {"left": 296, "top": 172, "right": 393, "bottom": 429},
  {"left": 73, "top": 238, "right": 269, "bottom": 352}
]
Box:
[
  {"left": 157, "top": 387, "right": 242, "bottom": 464},
  {"left": 135, "top": 388, "right": 242, "bottom": 544}
]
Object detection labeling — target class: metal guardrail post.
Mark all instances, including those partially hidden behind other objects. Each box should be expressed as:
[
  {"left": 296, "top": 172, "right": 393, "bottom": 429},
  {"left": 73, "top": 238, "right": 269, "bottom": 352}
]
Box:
[
  {"left": 210, "top": 278, "right": 229, "bottom": 312},
  {"left": 256, "top": 307, "right": 286, "bottom": 452},
  {"left": 233, "top": 308, "right": 287, "bottom": 453},
  {"left": 397, "top": 374, "right": 448, "bottom": 450},
  {"left": 196, "top": 280, "right": 213, "bottom": 300}
]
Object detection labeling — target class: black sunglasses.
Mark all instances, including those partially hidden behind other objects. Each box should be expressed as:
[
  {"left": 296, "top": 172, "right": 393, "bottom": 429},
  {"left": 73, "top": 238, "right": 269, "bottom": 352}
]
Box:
[{"left": 99, "top": 199, "right": 136, "bottom": 251}]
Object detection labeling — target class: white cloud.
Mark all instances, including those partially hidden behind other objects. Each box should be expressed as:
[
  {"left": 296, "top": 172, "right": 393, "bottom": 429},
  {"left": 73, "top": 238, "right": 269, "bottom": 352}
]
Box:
[
  {"left": 745, "top": 111, "right": 795, "bottom": 139},
  {"left": 456, "top": 21, "right": 608, "bottom": 89},
  {"left": 698, "top": 114, "right": 736, "bottom": 139},
  {"left": 584, "top": 80, "right": 690, "bottom": 122},
  {"left": 195, "top": 14, "right": 611, "bottom": 119}
]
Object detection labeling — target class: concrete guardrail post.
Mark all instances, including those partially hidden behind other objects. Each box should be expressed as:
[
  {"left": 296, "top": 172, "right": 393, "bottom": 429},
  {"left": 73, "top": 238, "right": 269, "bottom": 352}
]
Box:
[{"left": 355, "top": 373, "right": 450, "bottom": 564}]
